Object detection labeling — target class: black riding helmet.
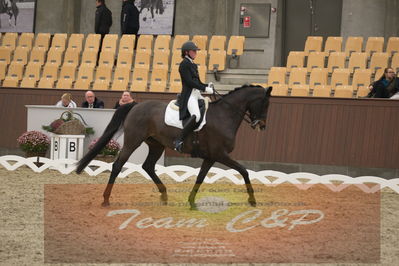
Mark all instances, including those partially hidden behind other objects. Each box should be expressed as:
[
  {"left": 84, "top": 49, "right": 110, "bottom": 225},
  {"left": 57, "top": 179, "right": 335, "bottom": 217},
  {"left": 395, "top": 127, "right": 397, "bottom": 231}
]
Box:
[{"left": 181, "top": 41, "right": 200, "bottom": 58}]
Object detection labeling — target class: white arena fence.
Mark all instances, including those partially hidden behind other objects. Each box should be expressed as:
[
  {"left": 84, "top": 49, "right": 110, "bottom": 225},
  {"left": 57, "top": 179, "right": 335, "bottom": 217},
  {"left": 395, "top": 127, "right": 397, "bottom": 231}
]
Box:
[{"left": 0, "top": 155, "right": 398, "bottom": 194}]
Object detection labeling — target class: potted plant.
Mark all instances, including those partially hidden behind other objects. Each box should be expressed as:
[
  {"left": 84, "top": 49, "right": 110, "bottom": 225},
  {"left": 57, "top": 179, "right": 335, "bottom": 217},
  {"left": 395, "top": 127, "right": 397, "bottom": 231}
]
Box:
[
  {"left": 89, "top": 138, "right": 121, "bottom": 163},
  {"left": 17, "top": 131, "right": 50, "bottom": 158}
]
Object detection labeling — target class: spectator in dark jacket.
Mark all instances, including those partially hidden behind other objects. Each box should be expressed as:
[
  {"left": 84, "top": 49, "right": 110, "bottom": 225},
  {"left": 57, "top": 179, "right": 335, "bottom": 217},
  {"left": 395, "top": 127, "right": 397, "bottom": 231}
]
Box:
[
  {"left": 95, "top": 0, "right": 113, "bottom": 37},
  {"left": 81, "top": 91, "right": 105, "bottom": 108},
  {"left": 368, "top": 68, "right": 399, "bottom": 98},
  {"left": 121, "top": 0, "right": 140, "bottom": 35}
]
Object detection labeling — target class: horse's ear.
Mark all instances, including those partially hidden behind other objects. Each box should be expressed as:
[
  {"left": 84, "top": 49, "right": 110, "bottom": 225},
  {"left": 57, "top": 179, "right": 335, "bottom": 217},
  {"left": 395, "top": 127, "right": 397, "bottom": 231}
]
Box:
[{"left": 265, "top": 86, "right": 273, "bottom": 96}]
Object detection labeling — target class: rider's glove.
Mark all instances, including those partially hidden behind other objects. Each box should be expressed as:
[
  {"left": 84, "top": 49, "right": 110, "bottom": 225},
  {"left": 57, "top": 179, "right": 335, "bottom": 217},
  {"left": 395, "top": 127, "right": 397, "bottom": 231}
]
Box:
[
  {"left": 205, "top": 86, "right": 214, "bottom": 94},
  {"left": 208, "top": 82, "right": 214, "bottom": 88}
]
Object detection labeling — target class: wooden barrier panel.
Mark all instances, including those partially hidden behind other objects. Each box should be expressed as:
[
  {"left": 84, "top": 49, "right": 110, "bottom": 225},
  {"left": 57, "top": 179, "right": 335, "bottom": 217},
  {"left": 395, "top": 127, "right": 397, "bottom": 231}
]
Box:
[{"left": 1, "top": 87, "right": 399, "bottom": 169}]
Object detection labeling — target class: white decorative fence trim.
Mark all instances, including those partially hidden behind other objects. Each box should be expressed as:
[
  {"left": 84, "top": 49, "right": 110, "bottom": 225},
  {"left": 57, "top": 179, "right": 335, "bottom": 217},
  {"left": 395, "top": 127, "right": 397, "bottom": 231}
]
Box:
[{"left": 0, "top": 155, "right": 398, "bottom": 194}]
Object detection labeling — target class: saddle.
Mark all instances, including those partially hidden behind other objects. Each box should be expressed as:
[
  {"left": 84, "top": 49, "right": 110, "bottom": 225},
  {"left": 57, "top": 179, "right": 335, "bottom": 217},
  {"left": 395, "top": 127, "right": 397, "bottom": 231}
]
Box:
[{"left": 164, "top": 95, "right": 210, "bottom": 131}]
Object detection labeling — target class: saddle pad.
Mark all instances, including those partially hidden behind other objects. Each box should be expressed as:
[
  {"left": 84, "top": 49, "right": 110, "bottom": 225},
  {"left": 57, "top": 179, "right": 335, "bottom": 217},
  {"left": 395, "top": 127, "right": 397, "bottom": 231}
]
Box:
[{"left": 164, "top": 100, "right": 207, "bottom": 131}]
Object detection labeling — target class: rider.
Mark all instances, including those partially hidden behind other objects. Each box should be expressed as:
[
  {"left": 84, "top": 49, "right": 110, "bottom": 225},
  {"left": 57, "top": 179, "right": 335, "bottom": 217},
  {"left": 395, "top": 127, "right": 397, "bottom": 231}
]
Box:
[{"left": 173, "top": 41, "right": 214, "bottom": 152}]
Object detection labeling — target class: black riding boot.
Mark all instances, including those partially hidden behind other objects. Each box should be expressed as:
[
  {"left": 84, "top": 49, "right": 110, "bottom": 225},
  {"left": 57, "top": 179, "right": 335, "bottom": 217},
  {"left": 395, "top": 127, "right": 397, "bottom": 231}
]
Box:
[{"left": 174, "top": 115, "right": 197, "bottom": 153}]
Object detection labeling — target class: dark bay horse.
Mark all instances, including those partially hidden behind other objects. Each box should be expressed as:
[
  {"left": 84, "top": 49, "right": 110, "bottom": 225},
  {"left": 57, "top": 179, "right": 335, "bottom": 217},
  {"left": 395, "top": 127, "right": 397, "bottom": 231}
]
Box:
[{"left": 76, "top": 85, "right": 273, "bottom": 209}]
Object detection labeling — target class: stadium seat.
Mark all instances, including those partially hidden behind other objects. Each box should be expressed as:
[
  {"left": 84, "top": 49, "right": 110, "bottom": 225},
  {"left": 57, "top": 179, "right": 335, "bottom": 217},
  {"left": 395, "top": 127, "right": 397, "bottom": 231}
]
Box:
[
  {"left": 291, "top": 84, "right": 310, "bottom": 96},
  {"left": 193, "top": 50, "right": 207, "bottom": 67},
  {"left": 171, "top": 52, "right": 182, "bottom": 69},
  {"left": 386, "top": 37, "right": 399, "bottom": 55},
  {"left": 288, "top": 67, "right": 307, "bottom": 86},
  {"left": 6, "top": 62, "right": 24, "bottom": 80},
  {"left": 92, "top": 65, "right": 112, "bottom": 90},
  {"left": 309, "top": 68, "right": 328, "bottom": 89},
  {"left": 227, "top": 36, "right": 245, "bottom": 57},
  {"left": 271, "top": 84, "right": 288, "bottom": 96},
  {"left": 34, "top": 33, "right": 51, "bottom": 51},
  {"left": 12, "top": 47, "right": 29, "bottom": 65},
  {"left": 345, "top": 36, "right": 363, "bottom": 56},
  {"left": 2, "top": 76, "right": 19, "bottom": 87},
  {"left": 67, "top": 33, "right": 84, "bottom": 52},
  {"left": 51, "top": 33, "right": 68, "bottom": 51},
  {"left": 116, "top": 51, "right": 133, "bottom": 68},
  {"left": 369, "top": 52, "right": 389, "bottom": 73},
  {"left": 324, "top": 36, "right": 342, "bottom": 54},
  {"left": 134, "top": 50, "right": 151, "bottom": 70},
  {"left": 208, "top": 50, "right": 226, "bottom": 72},
  {"left": 352, "top": 69, "right": 372, "bottom": 91},
  {"left": 98, "top": 51, "right": 115, "bottom": 67},
  {"left": 267, "top": 67, "right": 287, "bottom": 85},
  {"left": 46, "top": 48, "right": 63, "bottom": 67},
  {"left": 59, "top": 65, "right": 76, "bottom": 81},
  {"left": 391, "top": 53, "right": 399, "bottom": 72},
  {"left": 2, "top": 32, "right": 18, "bottom": 50},
  {"left": 209, "top": 35, "right": 226, "bottom": 53},
  {"left": 17, "top": 33, "right": 34, "bottom": 50},
  {"left": 20, "top": 76, "right": 36, "bottom": 88},
  {"left": 101, "top": 34, "right": 118, "bottom": 53},
  {"left": 118, "top": 34, "right": 135, "bottom": 54},
  {"left": 312, "top": 85, "right": 331, "bottom": 97},
  {"left": 331, "top": 68, "right": 350, "bottom": 89},
  {"left": 137, "top": 35, "right": 153, "bottom": 52},
  {"left": 172, "top": 35, "right": 189, "bottom": 51},
  {"left": 348, "top": 52, "right": 367, "bottom": 72},
  {"left": 286, "top": 51, "right": 305, "bottom": 70},
  {"left": 154, "top": 35, "right": 171, "bottom": 52},
  {"left": 150, "top": 68, "right": 168, "bottom": 92},
  {"left": 152, "top": 50, "right": 170, "bottom": 70},
  {"left": 56, "top": 78, "right": 73, "bottom": 89},
  {"left": 365, "top": 37, "right": 384, "bottom": 56},
  {"left": 0, "top": 46, "right": 12, "bottom": 64},
  {"left": 80, "top": 50, "right": 97, "bottom": 67},
  {"left": 304, "top": 36, "right": 323, "bottom": 55},
  {"left": 168, "top": 68, "right": 181, "bottom": 93},
  {"left": 84, "top": 34, "right": 101, "bottom": 52},
  {"left": 63, "top": 49, "right": 80, "bottom": 66},
  {"left": 374, "top": 68, "right": 385, "bottom": 81},
  {"left": 111, "top": 66, "right": 130, "bottom": 91},
  {"left": 307, "top": 51, "right": 325, "bottom": 71},
  {"left": 327, "top": 52, "right": 346, "bottom": 73},
  {"left": 23, "top": 63, "right": 41, "bottom": 82},
  {"left": 74, "top": 65, "right": 94, "bottom": 89},
  {"left": 0, "top": 61, "right": 7, "bottom": 80},
  {"left": 42, "top": 64, "right": 59, "bottom": 81},
  {"left": 192, "top": 35, "right": 208, "bottom": 51},
  {"left": 357, "top": 87, "right": 371, "bottom": 97},
  {"left": 131, "top": 68, "right": 149, "bottom": 92},
  {"left": 334, "top": 85, "right": 354, "bottom": 98},
  {"left": 29, "top": 47, "right": 46, "bottom": 65},
  {"left": 38, "top": 76, "right": 55, "bottom": 89}
]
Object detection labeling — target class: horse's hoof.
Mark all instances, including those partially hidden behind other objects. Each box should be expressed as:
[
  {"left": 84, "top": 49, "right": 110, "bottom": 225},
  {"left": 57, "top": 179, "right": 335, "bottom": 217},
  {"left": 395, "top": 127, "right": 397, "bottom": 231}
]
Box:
[
  {"left": 101, "top": 201, "right": 110, "bottom": 207},
  {"left": 189, "top": 203, "right": 198, "bottom": 211},
  {"left": 160, "top": 193, "right": 168, "bottom": 202},
  {"left": 248, "top": 198, "right": 257, "bottom": 207}
]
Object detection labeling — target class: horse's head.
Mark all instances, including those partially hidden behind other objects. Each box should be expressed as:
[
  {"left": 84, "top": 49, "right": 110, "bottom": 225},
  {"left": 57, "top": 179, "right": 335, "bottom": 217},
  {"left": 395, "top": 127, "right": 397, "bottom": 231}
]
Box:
[{"left": 247, "top": 86, "right": 273, "bottom": 131}]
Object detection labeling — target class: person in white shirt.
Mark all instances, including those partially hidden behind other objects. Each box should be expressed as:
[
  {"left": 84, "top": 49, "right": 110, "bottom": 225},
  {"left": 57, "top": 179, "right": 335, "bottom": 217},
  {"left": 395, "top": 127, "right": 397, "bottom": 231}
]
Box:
[{"left": 55, "top": 93, "right": 77, "bottom": 108}]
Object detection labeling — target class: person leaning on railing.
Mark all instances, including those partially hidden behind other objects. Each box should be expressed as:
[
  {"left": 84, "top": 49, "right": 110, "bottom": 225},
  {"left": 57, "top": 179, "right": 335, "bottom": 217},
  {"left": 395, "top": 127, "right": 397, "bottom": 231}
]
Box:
[{"left": 367, "top": 67, "right": 399, "bottom": 99}]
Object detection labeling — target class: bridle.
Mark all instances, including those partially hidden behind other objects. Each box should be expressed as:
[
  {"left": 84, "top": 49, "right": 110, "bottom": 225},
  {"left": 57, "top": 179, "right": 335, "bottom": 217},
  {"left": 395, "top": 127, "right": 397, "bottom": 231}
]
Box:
[{"left": 212, "top": 86, "right": 269, "bottom": 128}]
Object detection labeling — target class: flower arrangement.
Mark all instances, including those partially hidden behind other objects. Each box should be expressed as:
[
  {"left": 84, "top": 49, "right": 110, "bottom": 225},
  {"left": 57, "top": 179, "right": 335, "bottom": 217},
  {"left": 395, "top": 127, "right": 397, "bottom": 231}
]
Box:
[
  {"left": 89, "top": 138, "right": 121, "bottom": 156},
  {"left": 42, "top": 111, "right": 94, "bottom": 135},
  {"left": 17, "top": 131, "right": 50, "bottom": 154}
]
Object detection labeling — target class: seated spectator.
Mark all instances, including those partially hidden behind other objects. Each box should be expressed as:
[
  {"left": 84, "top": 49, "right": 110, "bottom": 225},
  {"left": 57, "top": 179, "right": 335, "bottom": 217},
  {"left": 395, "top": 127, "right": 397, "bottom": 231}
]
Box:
[
  {"left": 114, "top": 91, "right": 136, "bottom": 109},
  {"left": 368, "top": 68, "right": 399, "bottom": 98},
  {"left": 55, "top": 93, "right": 77, "bottom": 108},
  {"left": 81, "top": 90, "right": 105, "bottom": 108}
]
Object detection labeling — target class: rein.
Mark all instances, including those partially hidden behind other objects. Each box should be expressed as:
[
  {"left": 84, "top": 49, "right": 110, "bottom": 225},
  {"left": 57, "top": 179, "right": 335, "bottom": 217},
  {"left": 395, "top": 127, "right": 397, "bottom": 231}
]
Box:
[{"left": 212, "top": 88, "right": 255, "bottom": 126}]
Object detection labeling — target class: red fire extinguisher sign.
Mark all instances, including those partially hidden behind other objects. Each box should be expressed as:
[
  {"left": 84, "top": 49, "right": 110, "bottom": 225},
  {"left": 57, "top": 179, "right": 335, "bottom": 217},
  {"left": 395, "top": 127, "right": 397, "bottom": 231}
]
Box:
[{"left": 243, "top": 16, "right": 251, "bottom": 28}]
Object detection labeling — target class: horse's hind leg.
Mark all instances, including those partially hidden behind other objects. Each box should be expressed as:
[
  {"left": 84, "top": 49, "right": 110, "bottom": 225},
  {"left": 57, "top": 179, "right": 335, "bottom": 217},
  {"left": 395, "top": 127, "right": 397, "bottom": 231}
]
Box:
[
  {"left": 102, "top": 142, "right": 141, "bottom": 207},
  {"left": 142, "top": 140, "right": 167, "bottom": 203},
  {"left": 217, "top": 154, "right": 256, "bottom": 207},
  {"left": 188, "top": 159, "right": 215, "bottom": 210}
]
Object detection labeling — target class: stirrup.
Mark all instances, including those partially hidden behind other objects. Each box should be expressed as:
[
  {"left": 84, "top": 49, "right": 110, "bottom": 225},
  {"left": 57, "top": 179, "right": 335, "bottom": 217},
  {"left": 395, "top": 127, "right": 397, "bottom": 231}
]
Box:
[{"left": 173, "top": 140, "right": 184, "bottom": 153}]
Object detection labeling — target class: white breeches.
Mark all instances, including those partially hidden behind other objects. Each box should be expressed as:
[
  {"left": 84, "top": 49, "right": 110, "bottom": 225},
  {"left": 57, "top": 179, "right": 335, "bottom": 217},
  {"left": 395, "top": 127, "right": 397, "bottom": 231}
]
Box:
[{"left": 187, "top": 89, "right": 204, "bottom": 122}]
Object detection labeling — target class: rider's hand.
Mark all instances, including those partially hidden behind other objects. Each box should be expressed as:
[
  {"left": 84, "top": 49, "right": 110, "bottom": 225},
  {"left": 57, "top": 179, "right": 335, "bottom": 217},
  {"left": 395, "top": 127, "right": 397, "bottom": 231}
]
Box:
[
  {"left": 208, "top": 82, "right": 214, "bottom": 88},
  {"left": 205, "top": 86, "right": 214, "bottom": 94}
]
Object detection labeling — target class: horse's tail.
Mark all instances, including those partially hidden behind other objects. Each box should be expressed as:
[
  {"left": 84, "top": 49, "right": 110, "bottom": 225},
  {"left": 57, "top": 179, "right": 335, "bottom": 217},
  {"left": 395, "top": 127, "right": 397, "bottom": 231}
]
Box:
[{"left": 76, "top": 102, "right": 136, "bottom": 174}]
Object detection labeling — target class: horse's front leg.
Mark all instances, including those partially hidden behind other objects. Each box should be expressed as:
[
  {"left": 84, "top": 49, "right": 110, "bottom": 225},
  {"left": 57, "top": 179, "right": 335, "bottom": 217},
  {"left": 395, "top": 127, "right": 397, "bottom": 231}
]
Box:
[
  {"left": 188, "top": 159, "right": 214, "bottom": 210},
  {"left": 217, "top": 154, "right": 256, "bottom": 207}
]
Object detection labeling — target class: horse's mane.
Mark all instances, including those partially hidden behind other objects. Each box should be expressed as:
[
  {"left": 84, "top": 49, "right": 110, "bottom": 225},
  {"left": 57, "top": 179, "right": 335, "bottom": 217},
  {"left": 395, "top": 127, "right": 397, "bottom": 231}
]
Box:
[{"left": 210, "top": 84, "right": 265, "bottom": 104}]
